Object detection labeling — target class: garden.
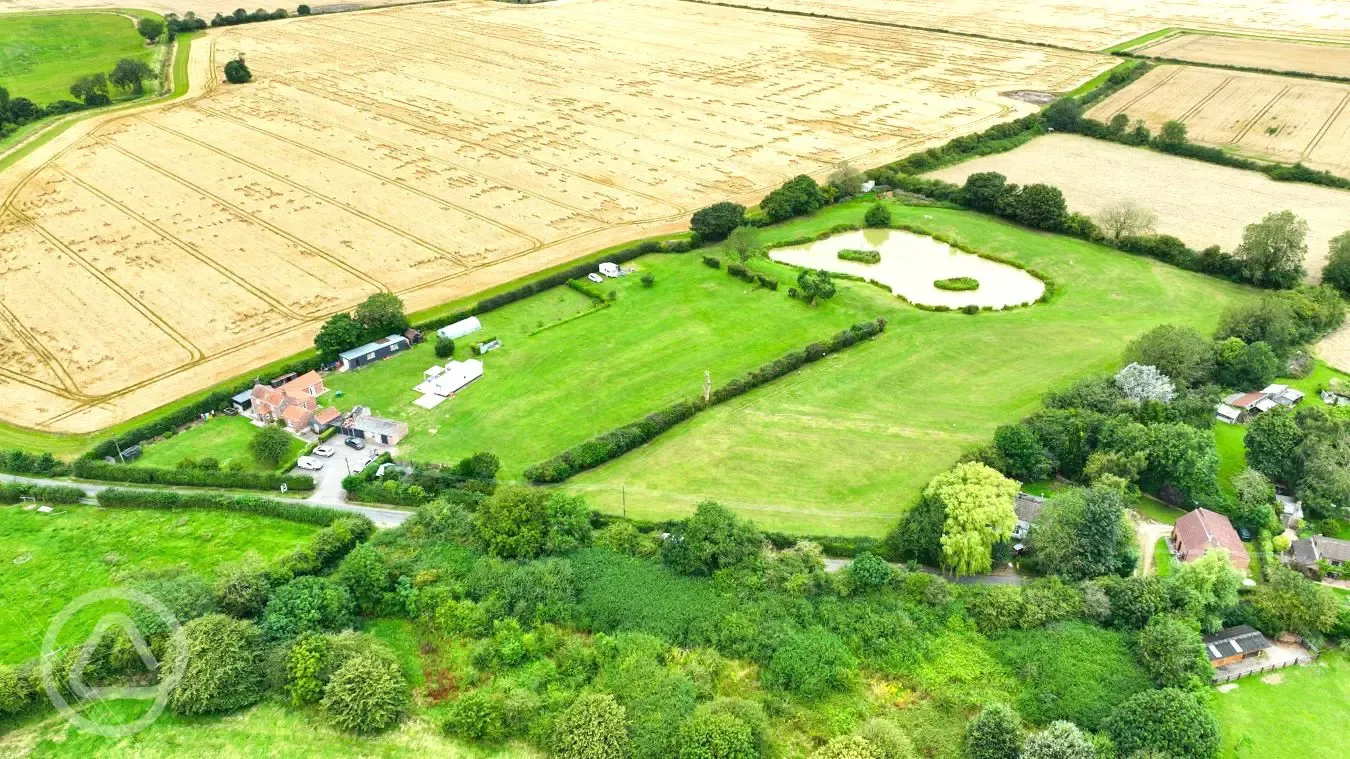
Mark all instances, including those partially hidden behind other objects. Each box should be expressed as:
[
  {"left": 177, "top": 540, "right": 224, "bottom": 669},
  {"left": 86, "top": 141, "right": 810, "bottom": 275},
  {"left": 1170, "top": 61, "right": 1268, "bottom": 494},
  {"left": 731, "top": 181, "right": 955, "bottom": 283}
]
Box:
[{"left": 133, "top": 414, "right": 306, "bottom": 473}]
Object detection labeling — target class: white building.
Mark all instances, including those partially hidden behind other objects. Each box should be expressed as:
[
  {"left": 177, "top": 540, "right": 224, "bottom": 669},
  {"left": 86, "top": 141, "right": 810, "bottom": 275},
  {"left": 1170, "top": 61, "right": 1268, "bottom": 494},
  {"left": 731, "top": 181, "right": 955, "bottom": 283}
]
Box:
[
  {"left": 437, "top": 316, "right": 482, "bottom": 341},
  {"left": 598, "top": 262, "right": 621, "bottom": 278}
]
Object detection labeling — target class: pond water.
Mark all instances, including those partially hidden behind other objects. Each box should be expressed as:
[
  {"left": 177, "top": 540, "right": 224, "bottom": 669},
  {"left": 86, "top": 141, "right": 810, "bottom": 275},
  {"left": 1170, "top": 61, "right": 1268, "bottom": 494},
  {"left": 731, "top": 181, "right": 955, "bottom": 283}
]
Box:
[{"left": 768, "top": 229, "right": 1045, "bottom": 309}]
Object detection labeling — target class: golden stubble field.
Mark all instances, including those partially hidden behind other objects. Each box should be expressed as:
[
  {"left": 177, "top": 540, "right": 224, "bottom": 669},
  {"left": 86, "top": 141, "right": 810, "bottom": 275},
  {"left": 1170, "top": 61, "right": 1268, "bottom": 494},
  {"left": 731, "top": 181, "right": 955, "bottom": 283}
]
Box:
[
  {"left": 0, "top": 0, "right": 1114, "bottom": 433},
  {"left": 1087, "top": 64, "right": 1350, "bottom": 178},
  {"left": 707, "top": 0, "right": 1350, "bottom": 50},
  {"left": 1131, "top": 32, "right": 1350, "bottom": 78}
]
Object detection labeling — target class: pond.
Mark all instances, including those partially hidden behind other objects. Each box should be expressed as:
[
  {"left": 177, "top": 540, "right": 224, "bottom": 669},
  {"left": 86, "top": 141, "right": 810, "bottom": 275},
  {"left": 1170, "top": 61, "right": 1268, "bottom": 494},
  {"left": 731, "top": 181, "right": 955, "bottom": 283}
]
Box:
[{"left": 768, "top": 229, "right": 1045, "bottom": 309}]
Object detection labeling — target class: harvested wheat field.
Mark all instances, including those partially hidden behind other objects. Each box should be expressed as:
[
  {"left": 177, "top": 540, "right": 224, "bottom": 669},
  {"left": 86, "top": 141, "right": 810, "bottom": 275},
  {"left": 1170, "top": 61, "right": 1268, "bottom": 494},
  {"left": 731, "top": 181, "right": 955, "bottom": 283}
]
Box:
[
  {"left": 1130, "top": 32, "right": 1350, "bottom": 79},
  {"left": 708, "top": 0, "right": 1350, "bottom": 51},
  {"left": 1088, "top": 64, "right": 1350, "bottom": 178},
  {"left": 0, "top": 0, "right": 1114, "bottom": 433},
  {"left": 929, "top": 134, "right": 1350, "bottom": 276}
]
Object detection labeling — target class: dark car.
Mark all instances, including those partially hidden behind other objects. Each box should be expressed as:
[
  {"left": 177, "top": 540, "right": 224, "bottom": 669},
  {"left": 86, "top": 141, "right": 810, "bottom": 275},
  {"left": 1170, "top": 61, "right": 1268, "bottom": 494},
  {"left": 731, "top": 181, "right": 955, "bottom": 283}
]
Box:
[{"left": 344, "top": 437, "right": 366, "bottom": 450}]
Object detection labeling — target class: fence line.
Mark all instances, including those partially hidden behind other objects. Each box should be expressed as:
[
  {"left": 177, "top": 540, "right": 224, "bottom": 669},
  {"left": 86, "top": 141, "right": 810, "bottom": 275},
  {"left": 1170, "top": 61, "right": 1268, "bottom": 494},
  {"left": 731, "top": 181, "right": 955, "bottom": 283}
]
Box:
[{"left": 1212, "top": 654, "right": 1316, "bottom": 684}]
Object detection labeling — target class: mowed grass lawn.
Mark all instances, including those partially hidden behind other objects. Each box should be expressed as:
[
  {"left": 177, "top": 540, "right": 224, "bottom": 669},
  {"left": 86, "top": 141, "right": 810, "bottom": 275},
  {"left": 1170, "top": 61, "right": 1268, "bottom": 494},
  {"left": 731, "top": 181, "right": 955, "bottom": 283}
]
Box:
[
  {"left": 1214, "top": 651, "right": 1350, "bottom": 759},
  {"left": 568, "top": 200, "right": 1255, "bottom": 535},
  {"left": 0, "top": 12, "right": 158, "bottom": 105},
  {"left": 0, "top": 504, "right": 315, "bottom": 664},
  {"left": 134, "top": 414, "right": 304, "bottom": 472},
  {"left": 324, "top": 256, "right": 862, "bottom": 474}
]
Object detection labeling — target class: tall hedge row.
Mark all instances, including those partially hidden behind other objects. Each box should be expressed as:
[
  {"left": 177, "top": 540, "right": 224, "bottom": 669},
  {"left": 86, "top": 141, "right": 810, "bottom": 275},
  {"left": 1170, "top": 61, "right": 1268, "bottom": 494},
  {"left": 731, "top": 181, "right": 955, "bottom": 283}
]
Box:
[
  {"left": 0, "top": 483, "right": 86, "bottom": 505},
  {"left": 523, "top": 319, "right": 886, "bottom": 483},
  {"left": 73, "top": 459, "right": 314, "bottom": 492},
  {"left": 95, "top": 488, "right": 352, "bottom": 526}
]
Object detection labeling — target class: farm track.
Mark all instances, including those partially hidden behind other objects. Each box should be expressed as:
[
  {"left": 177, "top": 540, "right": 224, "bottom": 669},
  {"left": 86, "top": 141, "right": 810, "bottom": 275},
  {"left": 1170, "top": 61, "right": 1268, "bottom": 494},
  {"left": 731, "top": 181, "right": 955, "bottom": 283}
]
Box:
[{"left": 0, "top": 0, "right": 1116, "bottom": 433}]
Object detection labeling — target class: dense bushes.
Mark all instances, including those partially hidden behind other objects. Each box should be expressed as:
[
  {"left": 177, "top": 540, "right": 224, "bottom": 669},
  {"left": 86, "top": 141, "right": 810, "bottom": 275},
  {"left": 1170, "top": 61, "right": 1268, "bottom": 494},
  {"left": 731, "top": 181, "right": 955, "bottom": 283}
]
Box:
[
  {"left": 0, "top": 448, "right": 67, "bottom": 476},
  {"left": 934, "top": 276, "right": 978, "bottom": 291},
  {"left": 73, "top": 458, "right": 313, "bottom": 491},
  {"left": 0, "top": 482, "right": 85, "bottom": 505},
  {"left": 761, "top": 175, "right": 826, "bottom": 222},
  {"left": 838, "top": 248, "right": 881, "bottom": 264},
  {"left": 95, "top": 488, "right": 355, "bottom": 526},
  {"left": 321, "top": 652, "right": 409, "bottom": 734},
  {"left": 523, "top": 319, "right": 885, "bottom": 482},
  {"left": 166, "top": 614, "right": 268, "bottom": 715},
  {"left": 1104, "top": 688, "right": 1221, "bottom": 759},
  {"left": 689, "top": 202, "right": 746, "bottom": 242}
]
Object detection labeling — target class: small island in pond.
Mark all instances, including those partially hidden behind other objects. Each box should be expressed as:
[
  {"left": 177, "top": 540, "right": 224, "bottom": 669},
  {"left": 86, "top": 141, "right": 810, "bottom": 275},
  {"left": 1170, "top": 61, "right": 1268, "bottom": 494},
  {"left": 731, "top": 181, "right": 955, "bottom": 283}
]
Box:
[
  {"left": 934, "top": 276, "right": 979, "bottom": 291},
  {"left": 837, "top": 248, "right": 881, "bottom": 264}
]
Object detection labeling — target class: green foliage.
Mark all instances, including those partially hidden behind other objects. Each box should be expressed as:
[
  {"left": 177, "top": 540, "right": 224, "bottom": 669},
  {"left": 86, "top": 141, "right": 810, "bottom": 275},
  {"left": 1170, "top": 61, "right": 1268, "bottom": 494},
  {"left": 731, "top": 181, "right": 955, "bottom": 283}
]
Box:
[
  {"left": 848, "top": 551, "right": 893, "bottom": 591},
  {"left": 1324, "top": 231, "right": 1350, "bottom": 295},
  {"left": 1245, "top": 407, "right": 1303, "bottom": 483},
  {"left": 1234, "top": 210, "right": 1308, "bottom": 289},
  {"left": 676, "top": 710, "right": 757, "bottom": 759},
  {"left": 249, "top": 425, "right": 293, "bottom": 468},
  {"left": 933, "top": 276, "right": 978, "bottom": 291},
  {"left": 1030, "top": 484, "right": 1136, "bottom": 581},
  {"left": 762, "top": 626, "right": 856, "bottom": 698},
  {"left": 663, "top": 501, "right": 763, "bottom": 577},
  {"left": 964, "top": 703, "right": 1022, "bottom": 759},
  {"left": 335, "top": 543, "right": 391, "bottom": 615},
  {"left": 1214, "top": 337, "right": 1279, "bottom": 389},
  {"left": 864, "top": 202, "right": 892, "bottom": 228},
  {"left": 1020, "top": 721, "right": 1095, "bottom": 759},
  {"left": 726, "top": 225, "right": 762, "bottom": 262},
  {"left": 990, "top": 422, "right": 1051, "bottom": 481},
  {"left": 838, "top": 248, "right": 881, "bottom": 264},
  {"left": 434, "top": 335, "right": 455, "bottom": 358},
  {"left": 1135, "top": 615, "right": 1211, "bottom": 689},
  {"left": 1251, "top": 565, "right": 1342, "bottom": 636},
  {"left": 812, "top": 735, "right": 881, "bottom": 759},
  {"left": 285, "top": 632, "right": 330, "bottom": 706},
  {"left": 315, "top": 312, "right": 365, "bottom": 361},
  {"left": 795, "top": 268, "right": 836, "bottom": 304},
  {"left": 991, "top": 622, "right": 1150, "bottom": 730},
  {"left": 110, "top": 57, "right": 154, "bottom": 94},
  {"left": 691, "top": 202, "right": 746, "bottom": 242},
  {"left": 262, "top": 576, "right": 355, "bottom": 641},
  {"left": 554, "top": 693, "right": 631, "bottom": 759},
  {"left": 1104, "top": 688, "right": 1220, "bottom": 759},
  {"left": 1168, "top": 549, "right": 1242, "bottom": 632},
  {"left": 166, "top": 614, "right": 267, "bottom": 715},
  {"left": 1043, "top": 98, "right": 1083, "bottom": 132},
  {"left": 762, "top": 175, "right": 825, "bottom": 222},
  {"left": 1124, "top": 325, "right": 1215, "bottom": 388},
  {"left": 885, "top": 494, "right": 945, "bottom": 566},
  {"left": 473, "top": 486, "right": 591, "bottom": 559},
  {"left": 0, "top": 663, "right": 34, "bottom": 715},
  {"left": 1005, "top": 184, "right": 1067, "bottom": 231},
  {"left": 223, "top": 57, "right": 251, "bottom": 84},
  {"left": 136, "top": 16, "right": 166, "bottom": 41},
  {"left": 961, "top": 172, "right": 1009, "bottom": 213},
  {"left": 321, "top": 651, "right": 409, "bottom": 734},
  {"left": 130, "top": 573, "right": 217, "bottom": 641},
  {"left": 926, "top": 462, "right": 1017, "bottom": 576},
  {"left": 353, "top": 292, "right": 409, "bottom": 337}
]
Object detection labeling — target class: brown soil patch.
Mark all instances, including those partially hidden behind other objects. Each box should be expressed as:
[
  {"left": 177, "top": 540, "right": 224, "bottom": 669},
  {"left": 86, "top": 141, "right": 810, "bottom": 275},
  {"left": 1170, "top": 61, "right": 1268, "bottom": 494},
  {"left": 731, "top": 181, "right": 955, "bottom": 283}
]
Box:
[
  {"left": 1133, "top": 33, "right": 1350, "bottom": 79},
  {"left": 0, "top": 0, "right": 1113, "bottom": 433},
  {"left": 928, "top": 134, "right": 1350, "bottom": 276},
  {"left": 1087, "top": 64, "right": 1350, "bottom": 179}
]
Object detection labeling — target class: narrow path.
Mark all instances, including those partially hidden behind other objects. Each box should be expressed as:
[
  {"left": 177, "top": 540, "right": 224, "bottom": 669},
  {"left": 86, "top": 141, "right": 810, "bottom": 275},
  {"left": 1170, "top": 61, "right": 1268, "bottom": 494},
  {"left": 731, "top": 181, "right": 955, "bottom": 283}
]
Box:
[
  {"left": 0, "top": 472, "right": 411, "bottom": 527},
  {"left": 1134, "top": 516, "right": 1173, "bottom": 575},
  {"left": 821, "top": 556, "right": 1025, "bottom": 585}
]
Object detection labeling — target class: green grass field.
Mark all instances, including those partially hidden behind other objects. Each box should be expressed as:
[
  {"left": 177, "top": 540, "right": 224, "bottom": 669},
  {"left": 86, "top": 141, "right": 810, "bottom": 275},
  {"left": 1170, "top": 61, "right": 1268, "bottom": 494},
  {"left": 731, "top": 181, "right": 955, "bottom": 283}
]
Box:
[
  {"left": 1214, "top": 651, "right": 1350, "bottom": 759},
  {"left": 1215, "top": 422, "right": 1247, "bottom": 500},
  {"left": 562, "top": 200, "right": 1253, "bottom": 535},
  {"left": 1152, "top": 537, "right": 1173, "bottom": 576},
  {"left": 0, "top": 11, "right": 159, "bottom": 105},
  {"left": 133, "top": 415, "right": 305, "bottom": 472},
  {"left": 0, "top": 504, "right": 316, "bottom": 664},
  {"left": 324, "top": 255, "right": 862, "bottom": 474}
]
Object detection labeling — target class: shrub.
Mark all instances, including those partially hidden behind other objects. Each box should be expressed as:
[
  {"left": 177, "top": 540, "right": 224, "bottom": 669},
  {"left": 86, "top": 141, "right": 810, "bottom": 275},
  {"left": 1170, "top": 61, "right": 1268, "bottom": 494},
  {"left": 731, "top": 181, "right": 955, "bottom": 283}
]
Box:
[
  {"left": 1021, "top": 721, "right": 1094, "bottom": 759},
  {"left": 663, "top": 501, "right": 763, "bottom": 576},
  {"left": 762, "top": 627, "right": 856, "bottom": 697},
  {"left": 262, "top": 576, "right": 356, "bottom": 641},
  {"left": 754, "top": 273, "right": 778, "bottom": 290},
  {"left": 166, "top": 615, "right": 267, "bottom": 715},
  {"left": 1135, "top": 615, "right": 1211, "bottom": 689},
  {"left": 864, "top": 202, "right": 891, "bottom": 228},
  {"left": 223, "top": 57, "right": 252, "bottom": 84},
  {"left": 933, "top": 276, "right": 978, "bottom": 291},
  {"left": 474, "top": 486, "right": 591, "bottom": 559},
  {"left": 690, "top": 202, "right": 746, "bottom": 242},
  {"left": 73, "top": 459, "right": 313, "bottom": 491},
  {"left": 964, "top": 703, "right": 1022, "bottom": 759},
  {"left": 961, "top": 304, "right": 979, "bottom": 315},
  {"left": 95, "top": 488, "right": 344, "bottom": 524},
  {"left": 322, "top": 652, "right": 409, "bottom": 734},
  {"left": 1104, "top": 688, "right": 1220, "bottom": 759},
  {"left": 554, "top": 693, "right": 631, "bottom": 759},
  {"left": 641, "top": 272, "right": 655, "bottom": 287},
  {"left": 838, "top": 248, "right": 881, "bottom": 264},
  {"left": 702, "top": 255, "right": 721, "bottom": 269},
  {"left": 297, "top": 4, "right": 311, "bottom": 14},
  {"left": 334, "top": 543, "right": 391, "bottom": 614},
  {"left": 0, "top": 664, "right": 33, "bottom": 715},
  {"left": 762, "top": 175, "right": 825, "bottom": 222},
  {"left": 677, "top": 711, "right": 757, "bottom": 759},
  {"left": 434, "top": 335, "right": 455, "bottom": 358}
]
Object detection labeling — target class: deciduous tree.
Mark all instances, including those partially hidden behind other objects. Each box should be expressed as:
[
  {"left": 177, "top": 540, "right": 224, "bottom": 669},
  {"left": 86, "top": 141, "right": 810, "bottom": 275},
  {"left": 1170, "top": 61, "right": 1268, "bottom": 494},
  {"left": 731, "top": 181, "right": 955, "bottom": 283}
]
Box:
[
  {"left": 796, "top": 268, "right": 836, "bottom": 305},
  {"left": 1031, "top": 484, "right": 1136, "bottom": 581},
  {"left": 964, "top": 703, "right": 1022, "bottom": 759},
  {"left": 224, "top": 56, "right": 252, "bottom": 84},
  {"left": 111, "top": 58, "right": 155, "bottom": 94},
  {"left": 136, "top": 17, "right": 166, "bottom": 42},
  {"left": 249, "top": 425, "right": 292, "bottom": 467},
  {"left": 1235, "top": 210, "right": 1308, "bottom": 289},
  {"left": 864, "top": 202, "right": 891, "bottom": 228},
  {"left": 664, "top": 501, "right": 762, "bottom": 576},
  {"left": 1123, "top": 325, "right": 1213, "bottom": 388},
  {"left": 1324, "top": 231, "right": 1350, "bottom": 295},
  {"left": 1095, "top": 200, "right": 1158, "bottom": 242},
  {"left": 1114, "top": 363, "right": 1176, "bottom": 403},
  {"left": 690, "top": 202, "right": 745, "bottom": 242},
  {"left": 725, "top": 225, "right": 761, "bottom": 262},
  {"left": 926, "top": 462, "right": 1018, "bottom": 576},
  {"left": 353, "top": 292, "right": 408, "bottom": 337},
  {"left": 1104, "top": 688, "right": 1220, "bottom": 759},
  {"left": 314, "top": 312, "right": 364, "bottom": 360},
  {"left": 1135, "top": 615, "right": 1211, "bottom": 688}
]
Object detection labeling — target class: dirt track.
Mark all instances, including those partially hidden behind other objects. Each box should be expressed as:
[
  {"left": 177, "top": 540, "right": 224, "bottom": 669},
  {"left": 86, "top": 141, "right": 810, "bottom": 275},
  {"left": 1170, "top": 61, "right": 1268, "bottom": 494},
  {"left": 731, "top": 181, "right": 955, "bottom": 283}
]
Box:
[{"left": 0, "top": 0, "right": 1114, "bottom": 433}]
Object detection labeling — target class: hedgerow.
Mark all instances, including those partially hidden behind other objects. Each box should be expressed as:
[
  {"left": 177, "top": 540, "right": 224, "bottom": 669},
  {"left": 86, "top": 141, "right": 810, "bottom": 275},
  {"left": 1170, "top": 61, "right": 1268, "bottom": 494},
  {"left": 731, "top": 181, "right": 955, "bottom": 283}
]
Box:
[
  {"left": 95, "top": 488, "right": 354, "bottom": 526},
  {"left": 72, "top": 458, "right": 314, "bottom": 492},
  {"left": 0, "top": 483, "right": 85, "bottom": 505}
]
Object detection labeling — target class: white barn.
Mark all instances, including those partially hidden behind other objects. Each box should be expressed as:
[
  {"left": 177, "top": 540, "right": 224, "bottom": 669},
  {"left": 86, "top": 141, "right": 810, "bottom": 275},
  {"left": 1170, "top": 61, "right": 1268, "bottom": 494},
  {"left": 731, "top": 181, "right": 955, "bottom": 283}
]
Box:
[{"left": 437, "top": 316, "right": 482, "bottom": 341}]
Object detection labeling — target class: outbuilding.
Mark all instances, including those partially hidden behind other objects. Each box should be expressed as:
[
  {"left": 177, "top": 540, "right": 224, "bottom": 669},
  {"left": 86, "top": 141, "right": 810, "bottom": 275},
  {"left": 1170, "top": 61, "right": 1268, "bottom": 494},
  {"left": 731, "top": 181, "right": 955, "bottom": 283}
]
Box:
[
  {"left": 1203, "top": 625, "right": 1271, "bottom": 667},
  {"left": 231, "top": 389, "right": 254, "bottom": 413},
  {"left": 437, "top": 316, "right": 482, "bottom": 341},
  {"left": 338, "top": 334, "right": 409, "bottom": 371},
  {"left": 598, "top": 262, "right": 621, "bottom": 278}
]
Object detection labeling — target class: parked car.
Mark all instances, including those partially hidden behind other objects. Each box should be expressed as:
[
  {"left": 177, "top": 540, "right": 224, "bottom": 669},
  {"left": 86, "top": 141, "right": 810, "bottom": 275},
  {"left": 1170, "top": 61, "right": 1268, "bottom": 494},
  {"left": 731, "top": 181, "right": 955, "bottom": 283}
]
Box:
[
  {"left": 587, "top": 272, "right": 604, "bottom": 283},
  {"left": 296, "top": 456, "right": 323, "bottom": 471},
  {"left": 313, "top": 445, "right": 335, "bottom": 458},
  {"left": 345, "top": 437, "right": 365, "bottom": 450}
]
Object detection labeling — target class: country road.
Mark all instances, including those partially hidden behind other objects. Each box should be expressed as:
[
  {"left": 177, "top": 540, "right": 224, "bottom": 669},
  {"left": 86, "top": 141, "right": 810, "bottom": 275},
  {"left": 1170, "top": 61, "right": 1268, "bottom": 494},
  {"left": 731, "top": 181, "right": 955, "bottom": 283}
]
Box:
[{"left": 0, "top": 473, "right": 411, "bottom": 527}]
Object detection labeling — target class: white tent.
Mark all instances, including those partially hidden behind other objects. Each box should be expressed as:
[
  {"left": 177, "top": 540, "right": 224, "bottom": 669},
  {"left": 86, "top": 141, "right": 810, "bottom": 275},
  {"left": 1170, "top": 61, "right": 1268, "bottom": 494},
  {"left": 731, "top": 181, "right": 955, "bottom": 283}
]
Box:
[{"left": 437, "top": 316, "right": 482, "bottom": 341}]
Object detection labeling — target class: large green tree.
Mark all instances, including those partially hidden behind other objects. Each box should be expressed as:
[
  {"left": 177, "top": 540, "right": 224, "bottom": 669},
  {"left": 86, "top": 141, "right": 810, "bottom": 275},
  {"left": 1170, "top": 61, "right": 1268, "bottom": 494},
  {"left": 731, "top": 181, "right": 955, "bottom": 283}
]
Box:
[
  {"left": 663, "top": 501, "right": 763, "bottom": 576},
  {"left": 1135, "top": 615, "right": 1212, "bottom": 688},
  {"left": 474, "top": 486, "right": 591, "bottom": 560},
  {"left": 1252, "top": 566, "right": 1341, "bottom": 636},
  {"left": 1169, "top": 549, "right": 1242, "bottom": 632},
  {"left": 689, "top": 202, "right": 745, "bottom": 242},
  {"left": 1324, "top": 231, "right": 1350, "bottom": 295},
  {"left": 1123, "top": 325, "right": 1215, "bottom": 388},
  {"left": 1245, "top": 407, "right": 1305, "bottom": 483},
  {"left": 1235, "top": 210, "right": 1308, "bottom": 289},
  {"left": 1030, "top": 484, "right": 1136, "bottom": 581},
  {"left": 249, "top": 425, "right": 293, "bottom": 468},
  {"left": 353, "top": 292, "right": 409, "bottom": 337},
  {"left": 926, "top": 462, "right": 1018, "bottom": 576},
  {"left": 1105, "top": 688, "right": 1220, "bottom": 759},
  {"left": 110, "top": 58, "right": 155, "bottom": 94},
  {"left": 314, "top": 312, "right": 365, "bottom": 360}
]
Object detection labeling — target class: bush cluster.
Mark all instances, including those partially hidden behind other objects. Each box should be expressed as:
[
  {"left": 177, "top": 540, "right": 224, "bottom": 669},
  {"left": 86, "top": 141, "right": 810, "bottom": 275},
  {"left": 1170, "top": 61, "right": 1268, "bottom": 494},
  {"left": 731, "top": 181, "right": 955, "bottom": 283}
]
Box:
[
  {"left": 934, "top": 276, "right": 978, "bottom": 291},
  {"left": 837, "top": 249, "right": 881, "bottom": 264},
  {"left": 523, "top": 319, "right": 885, "bottom": 482},
  {"left": 0, "top": 483, "right": 85, "bottom": 505},
  {"left": 95, "top": 488, "right": 356, "bottom": 526},
  {"left": 73, "top": 458, "right": 313, "bottom": 492},
  {"left": 0, "top": 448, "right": 68, "bottom": 477}
]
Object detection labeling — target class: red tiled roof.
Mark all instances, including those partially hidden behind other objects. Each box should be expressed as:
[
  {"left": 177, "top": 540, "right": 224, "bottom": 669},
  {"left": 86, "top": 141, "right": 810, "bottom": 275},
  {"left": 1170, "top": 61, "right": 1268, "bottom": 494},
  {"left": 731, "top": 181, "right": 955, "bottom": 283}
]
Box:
[
  {"left": 280, "top": 404, "right": 312, "bottom": 425},
  {"left": 1230, "top": 392, "right": 1266, "bottom": 409},
  {"left": 250, "top": 384, "right": 283, "bottom": 408},
  {"left": 1173, "top": 508, "right": 1249, "bottom": 570},
  {"left": 280, "top": 370, "right": 323, "bottom": 395},
  {"left": 313, "top": 406, "right": 341, "bottom": 425}
]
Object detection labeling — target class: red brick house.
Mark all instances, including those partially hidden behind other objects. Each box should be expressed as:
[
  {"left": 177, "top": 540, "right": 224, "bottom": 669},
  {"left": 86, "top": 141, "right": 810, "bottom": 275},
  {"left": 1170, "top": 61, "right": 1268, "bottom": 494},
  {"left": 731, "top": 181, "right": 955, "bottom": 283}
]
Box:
[
  {"left": 249, "top": 371, "right": 336, "bottom": 432},
  {"left": 1172, "top": 508, "right": 1250, "bottom": 572}
]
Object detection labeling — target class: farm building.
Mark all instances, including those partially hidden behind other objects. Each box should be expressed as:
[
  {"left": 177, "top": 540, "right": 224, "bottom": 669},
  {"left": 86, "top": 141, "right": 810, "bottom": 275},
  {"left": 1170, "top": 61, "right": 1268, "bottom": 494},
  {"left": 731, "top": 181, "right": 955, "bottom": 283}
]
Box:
[
  {"left": 437, "top": 316, "right": 482, "bottom": 341},
  {"left": 1203, "top": 625, "right": 1271, "bottom": 668},
  {"left": 1171, "top": 508, "right": 1249, "bottom": 572},
  {"left": 1288, "top": 535, "right": 1350, "bottom": 574},
  {"left": 340, "top": 408, "right": 409, "bottom": 446},
  {"left": 339, "top": 334, "right": 409, "bottom": 371},
  {"left": 1215, "top": 403, "right": 1242, "bottom": 424},
  {"left": 1260, "top": 384, "right": 1304, "bottom": 406}
]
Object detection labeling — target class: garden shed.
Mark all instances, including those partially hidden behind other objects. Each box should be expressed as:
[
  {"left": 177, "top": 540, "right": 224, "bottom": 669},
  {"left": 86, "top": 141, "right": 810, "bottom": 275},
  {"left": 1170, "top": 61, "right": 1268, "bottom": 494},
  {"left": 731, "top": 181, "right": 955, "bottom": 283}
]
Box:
[{"left": 338, "top": 334, "right": 409, "bottom": 371}]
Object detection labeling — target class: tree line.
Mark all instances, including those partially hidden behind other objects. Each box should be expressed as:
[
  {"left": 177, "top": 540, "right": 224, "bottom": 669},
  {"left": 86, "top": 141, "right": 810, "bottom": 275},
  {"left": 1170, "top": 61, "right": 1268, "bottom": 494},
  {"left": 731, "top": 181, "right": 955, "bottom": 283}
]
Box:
[{"left": 0, "top": 57, "right": 156, "bottom": 138}]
